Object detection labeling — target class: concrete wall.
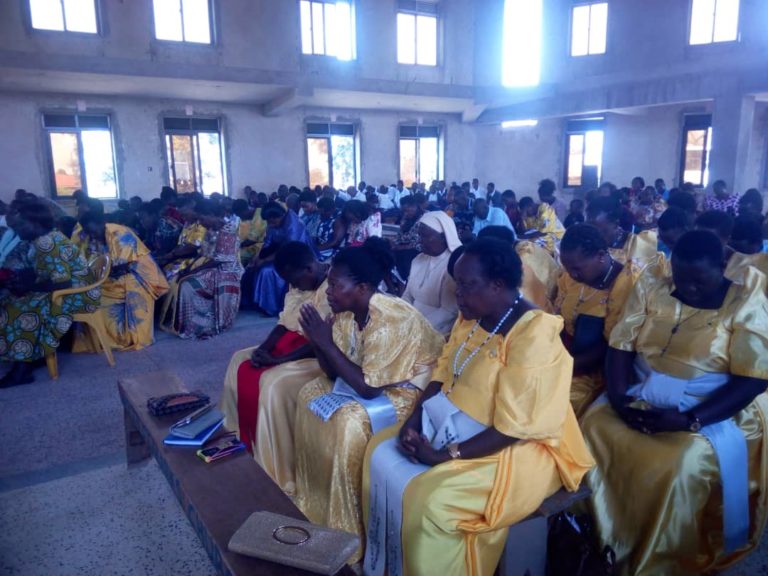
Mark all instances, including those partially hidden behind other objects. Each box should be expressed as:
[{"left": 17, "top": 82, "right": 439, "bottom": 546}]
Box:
[
  {"left": 2, "top": 92, "right": 764, "bottom": 204},
  {"left": 0, "top": 92, "right": 476, "bottom": 202}
]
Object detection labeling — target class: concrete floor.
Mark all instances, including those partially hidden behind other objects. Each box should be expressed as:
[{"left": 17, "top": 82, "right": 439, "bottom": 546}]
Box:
[
  {"left": 1, "top": 311, "right": 767, "bottom": 575},
  {"left": 0, "top": 311, "right": 274, "bottom": 576}
]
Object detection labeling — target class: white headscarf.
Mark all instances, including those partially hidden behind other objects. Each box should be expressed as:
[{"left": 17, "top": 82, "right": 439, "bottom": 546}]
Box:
[{"left": 418, "top": 211, "right": 462, "bottom": 252}]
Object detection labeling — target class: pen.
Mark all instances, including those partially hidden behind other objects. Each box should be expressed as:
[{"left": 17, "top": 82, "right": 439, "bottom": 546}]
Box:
[{"left": 177, "top": 403, "right": 212, "bottom": 427}]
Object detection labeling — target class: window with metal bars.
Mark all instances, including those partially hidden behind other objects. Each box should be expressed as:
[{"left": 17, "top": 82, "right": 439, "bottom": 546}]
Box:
[
  {"left": 306, "top": 123, "right": 358, "bottom": 189},
  {"left": 299, "top": 0, "right": 356, "bottom": 60},
  {"left": 28, "top": 0, "right": 99, "bottom": 33},
  {"left": 163, "top": 117, "right": 227, "bottom": 195},
  {"left": 398, "top": 125, "right": 441, "bottom": 186},
  {"left": 42, "top": 112, "right": 118, "bottom": 199}
]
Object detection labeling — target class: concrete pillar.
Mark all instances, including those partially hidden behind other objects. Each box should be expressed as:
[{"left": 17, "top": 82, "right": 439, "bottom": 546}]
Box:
[{"left": 708, "top": 92, "right": 756, "bottom": 195}]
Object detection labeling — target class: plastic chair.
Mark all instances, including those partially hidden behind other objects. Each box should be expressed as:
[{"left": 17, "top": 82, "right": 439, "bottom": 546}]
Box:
[{"left": 45, "top": 254, "right": 115, "bottom": 380}]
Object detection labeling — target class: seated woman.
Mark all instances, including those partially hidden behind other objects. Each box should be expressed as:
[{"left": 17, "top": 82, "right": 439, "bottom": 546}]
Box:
[
  {"left": 291, "top": 244, "right": 445, "bottom": 562},
  {"left": 582, "top": 230, "right": 768, "bottom": 575},
  {"left": 71, "top": 211, "right": 168, "bottom": 352},
  {"left": 157, "top": 195, "right": 206, "bottom": 282},
  {"left": 517, "top": 195, "right": 565, "bottom": 256},
  {"left": 363, "top": 238, "right": 594, "bottom": 576},
  {"left": 587, "top": 196, "right": 657, "bottom": 268},
  {"left": 314, "top": 197, "right": 345, "bottom": 262},
  {"left": 343, "top": 199, "right": 382, "bottom": 247},
  {"left": 477, "top": 226, "right": 560, "bottom": 311},
  {"left": 554, "top": 224, "right": 639, "bottom": 417},
  {"left": 696, "top": 210, "right": 768, "bottom": 281},
  {"left": 232, "top": 198, "right": 266, "bottom": 266},
  {"left": 392, "top": 196, "right": 423, "bottom": 280},
  {"left": 242, "top": 201, "right": 314, "bottom": 316},
  {"left": 168, "top": 202, "right": 244, "bottom": 338},
  {"left": 401, "top": 212, "right": 460, "bottom": 336},
  {"left": 0, "top": 201, "right": 100, "bottom": 386},
  {"left": 219, "top": 242, "right": 330, "bottom": 492}
]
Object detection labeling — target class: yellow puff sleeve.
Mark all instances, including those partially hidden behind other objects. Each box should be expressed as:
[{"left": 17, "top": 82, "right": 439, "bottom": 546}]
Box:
[
  {"left": 608, "top": 273, "right": 653, "bottom": 352},
  {"left": 729, "top": 269, "right": 768, "bottom": 380},
  {"left": 493, "top": 312, "right": 573, "bottom": 440},
  {"left": 604, "top": 262, "right": 640, "bottom": 340}
]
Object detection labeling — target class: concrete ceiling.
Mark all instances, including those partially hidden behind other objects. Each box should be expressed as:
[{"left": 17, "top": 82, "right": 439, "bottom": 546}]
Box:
[
  {"left": 0, "top": 67, "right": 288, "bottom": 104},
  {"left": 0, "top": 67, "right": 475, "bottom": 117}
]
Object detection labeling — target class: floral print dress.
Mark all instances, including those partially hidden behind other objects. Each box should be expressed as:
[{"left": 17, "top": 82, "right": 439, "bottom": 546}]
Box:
[{"left": 0, "top": 231, "right": 100, "bottom": 362}]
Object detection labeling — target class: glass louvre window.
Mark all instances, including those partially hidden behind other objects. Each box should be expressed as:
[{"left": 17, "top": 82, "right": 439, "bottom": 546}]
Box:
[
  {"left": 163, "top": 117, "right": 226, "bottom": 195},
  {"left": 43, "top": 113, "right": 118, "bottom": 198},
  {"left": 153, "top": 0, "right": 212, "bottom": 44},
  {"left": 397, "top": 2, "right": 438, "bottom": 66},
  {"left": 29, "top": 0, "right": 98, "bottom": 33},
  {"left": 571, "top": 3, "right": 608, "bottom": 56},
  {"left": 680, "top": 115, "right": 713, "bottom": 187},
  {"left": 689, "top": 0, "right": 739, "bottom": 45},
  {"left": 501, "top": 0, "right": 542, "bottom": 87},
  {"left": 398, "top": 125, "right": 441, "bottom": 186},
  {"left": 300, "top": 1, "right": 356, "bottom": 60},
  {"left": 306, "top": 123, "right": 357, "bottom": 189},
  {"left": 563, "top": 118, "right": 604, "bottom": 187}
]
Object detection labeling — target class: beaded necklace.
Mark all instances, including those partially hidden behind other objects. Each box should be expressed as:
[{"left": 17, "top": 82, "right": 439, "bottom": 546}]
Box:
[{"left": 448, "top": 294, "right": 521, "bottom": 396}]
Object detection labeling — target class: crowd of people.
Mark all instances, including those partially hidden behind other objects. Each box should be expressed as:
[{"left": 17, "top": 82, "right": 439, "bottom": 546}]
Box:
[{"left": 1, "top": 173, "right": 768, "bottom": 575}]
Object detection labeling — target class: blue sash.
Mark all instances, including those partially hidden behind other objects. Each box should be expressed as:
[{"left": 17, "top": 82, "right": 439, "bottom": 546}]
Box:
[{"left": 628, "top": 357, "right": 749, "bottom": 552}]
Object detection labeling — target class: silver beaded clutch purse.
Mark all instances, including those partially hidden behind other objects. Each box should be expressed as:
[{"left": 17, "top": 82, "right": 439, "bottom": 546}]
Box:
[{"left": 228, "top": 511, "right": 360, "bottom": 575}]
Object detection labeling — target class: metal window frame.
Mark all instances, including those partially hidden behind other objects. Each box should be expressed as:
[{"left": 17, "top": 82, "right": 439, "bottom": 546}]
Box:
[
  {"left": 25, "top": 0, "right": 102, "bottom": 36},
  {"left": 396, "top": 2, "right": 439, "bottom": 67},
  {"left": 397, "top": 124, "right": 442, "bottom": 184},
  {"left": 562, "top": 117, "right": 605, "bottom": 188},
  {"left": 688, "top": 0, "right": 741, "bottom": 45},
  {"left": 299, "top": 0, "right": 356, "bottom": 58},
  {"left": 162, "top": 116, "right": 226, "bottom": 195},
  {"left": 678, "top": 114, "right": 712, "bottom": 187},
  {"left": 304, "top": 121, "right": 358, "bottom": 189},
  {"left": 569, "top": 2, "right": 608, "bottom": 57},
  {"left": 41, "top": 111, "right": 119, "bottom": 199},
  {"left": 151, "top": 0, "right": 216, "bottom": 45}
]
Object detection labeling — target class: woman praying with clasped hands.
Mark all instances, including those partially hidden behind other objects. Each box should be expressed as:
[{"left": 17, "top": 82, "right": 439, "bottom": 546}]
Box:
[
  {"left": 362, "top": 238, "right": 594, "bottom": 576},
  {"left": 582, "top": 229, "right": 768, "bottom": 575}
]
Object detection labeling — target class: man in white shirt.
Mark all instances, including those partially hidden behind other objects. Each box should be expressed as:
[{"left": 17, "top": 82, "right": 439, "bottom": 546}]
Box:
[
  {"left": 469, "top": 178, "right": 481, "bottom": 198},
  {"left": 376, "top": 185, "right": 395, "bottom": 210},
  {"left": 472, "top": 198, "right": 516, "bottom": 238}
]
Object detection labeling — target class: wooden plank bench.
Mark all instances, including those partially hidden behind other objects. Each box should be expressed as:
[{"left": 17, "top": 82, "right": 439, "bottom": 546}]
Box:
[
  {"left": 497, "top": 484, "right": 593, "bottom": 576},
  {"left": 118, "top": 371, "right": 354, "bottom": 576}
]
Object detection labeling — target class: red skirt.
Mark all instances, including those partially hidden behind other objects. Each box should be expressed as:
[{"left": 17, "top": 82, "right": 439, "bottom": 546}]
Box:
[{"left": 236, "top": 330, "right": 309, "bottom": 452}]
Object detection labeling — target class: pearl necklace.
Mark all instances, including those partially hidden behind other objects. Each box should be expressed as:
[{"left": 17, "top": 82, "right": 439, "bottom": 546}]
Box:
[
  {"left": 576, "top": 258, "right": 615, "bottom": 307},
  {"left": 448, "top": 294, "right": 521, "bottom": 396}
]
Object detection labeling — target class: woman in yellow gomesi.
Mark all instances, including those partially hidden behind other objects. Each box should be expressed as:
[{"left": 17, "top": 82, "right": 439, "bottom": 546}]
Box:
[
  {"left": 554, "top": 224, "right": 639, "bottom": 417},
  {"left": 582, "top": 230, "right": 768, "bottom": 575},
  {"left": 363, "top": 238, "right": 594, "bottom": 576},
  {"left": 586, "top": 196, "right": 658, "bottom": 269},
  {"left": 291, "top": 242, "right": 445, "bottom": 563},
  {"left": 517, "top": 196, "right": 565, "bottom": 256}
]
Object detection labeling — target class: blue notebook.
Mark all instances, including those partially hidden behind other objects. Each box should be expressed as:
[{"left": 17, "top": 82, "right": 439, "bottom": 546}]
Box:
[{"left": 164, "top": 418, "right": 224, "bottom": 446}]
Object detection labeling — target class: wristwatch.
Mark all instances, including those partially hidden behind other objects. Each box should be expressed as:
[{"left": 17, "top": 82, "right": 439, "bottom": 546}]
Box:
[
  {"left": 687, "top": 412, "right": 702, "bottom": 433},
  {"left": 447, "top": 443, "right": 461, "bottom": 460}
]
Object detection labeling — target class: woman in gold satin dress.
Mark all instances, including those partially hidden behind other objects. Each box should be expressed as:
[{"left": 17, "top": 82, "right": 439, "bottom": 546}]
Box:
[
  {"left": 292, "top": 243, "right": 445, "bottom": 563},
  {"left": 555, "top": 224, "right": 639, "bottom": 417},
  {"left": 582, "top": 229, "right": 768, "bottom": 576},
  {"left": 219, "top": 241, "right": 330, "bottom": 494},
  {"left": 587, "top": 196, "right": 658, "bottom": 268},
  {"left": 363, "top": 238, "right": 594, "bottom": 576},
  {"left": 475, "top": 226, "right": 560, "bottom": 311}
]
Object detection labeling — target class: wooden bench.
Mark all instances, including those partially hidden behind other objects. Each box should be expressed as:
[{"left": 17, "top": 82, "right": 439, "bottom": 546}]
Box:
[
  {"left": 118, "top": 371, "right": 354, "bottom": 576},
  {"left": 497, "top": 484, "right": 592, "bottom": 576}
]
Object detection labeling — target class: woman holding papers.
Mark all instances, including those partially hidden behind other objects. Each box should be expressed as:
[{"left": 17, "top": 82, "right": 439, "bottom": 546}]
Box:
[{"left": 291, "top": 242, "right": 444, "bottom": 563}]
